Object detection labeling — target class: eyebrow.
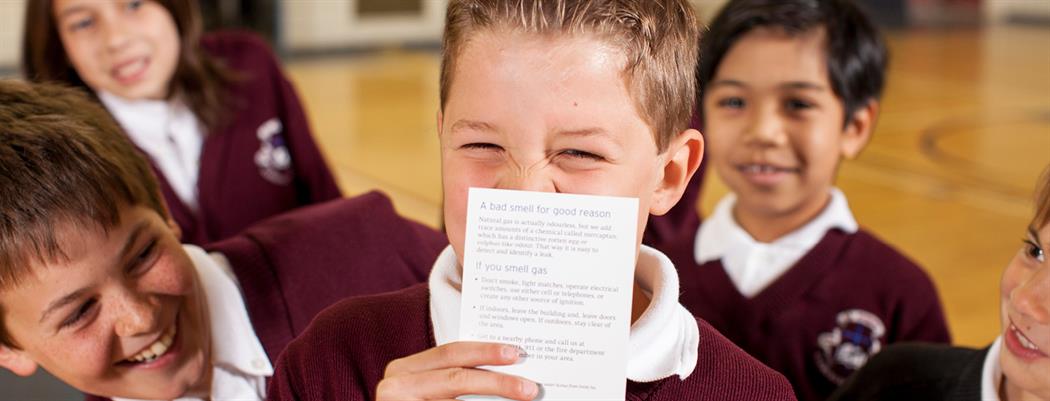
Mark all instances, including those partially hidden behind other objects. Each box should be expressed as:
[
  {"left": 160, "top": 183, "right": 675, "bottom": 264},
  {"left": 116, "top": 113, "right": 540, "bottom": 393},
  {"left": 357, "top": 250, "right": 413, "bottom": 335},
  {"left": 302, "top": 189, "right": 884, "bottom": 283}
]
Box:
[
  {"left": 555, "top": 127, "right": 610, "bottom": 138},
  {"left": 449, "top": 120, "right": 499, "bottom": 135},
  {"left": 708, "top": 79, "right": 747, "bottom": 89},
  {"left": 780, "top": 82, "right": 827, "bottom": 91},
  {"left": 39, "top": 221, "right": 149, "bottom": 324},
  {"left": 1028, "top": 226, "right": 1044, "bottom": 247},
  {"left": 56, "top": 4, "right": 90, "bottom": 19},
  {"left": 707, "top": 79, "right": 827, "bottom": 91}
]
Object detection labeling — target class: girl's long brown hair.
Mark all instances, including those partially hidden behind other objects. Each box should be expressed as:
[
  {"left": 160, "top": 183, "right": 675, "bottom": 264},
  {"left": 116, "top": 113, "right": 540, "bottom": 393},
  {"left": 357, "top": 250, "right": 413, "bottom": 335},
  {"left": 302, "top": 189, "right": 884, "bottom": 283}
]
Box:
[{"left": 22, "top": 0, "right": 236, "bottom": 130}]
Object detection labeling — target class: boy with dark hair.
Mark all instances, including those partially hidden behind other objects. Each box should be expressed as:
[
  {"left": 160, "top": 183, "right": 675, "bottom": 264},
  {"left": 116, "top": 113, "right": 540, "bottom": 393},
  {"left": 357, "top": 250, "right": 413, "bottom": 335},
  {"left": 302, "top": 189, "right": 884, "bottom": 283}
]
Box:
[
  {"left": 267, "top": 1, "right": 796, "bottom": 400},
  {"left": 0, "top": 80, "right": 444, "bottom": 401},
  {"left": 655, "top": 0, "right": 950, "bottom": 399}
]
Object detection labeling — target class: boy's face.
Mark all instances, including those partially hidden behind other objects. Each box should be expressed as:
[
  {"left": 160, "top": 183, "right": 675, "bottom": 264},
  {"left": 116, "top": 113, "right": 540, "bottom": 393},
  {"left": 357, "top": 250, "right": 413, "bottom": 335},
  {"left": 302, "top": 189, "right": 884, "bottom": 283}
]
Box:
[
  {"left": 0, "top": 206, "right": 210, "bottom": 399},
  {"left": 54, "top": 0, "right": 180, "bottom": 101},
  {"left": 703, "top": 27, "right": 870, "bottom": 220},
  {"left": 999, "top": 220, "right": 1050, "bottom": 398},
  {"left": 439, "top": 32, "right": 701, "bottom": 264}
]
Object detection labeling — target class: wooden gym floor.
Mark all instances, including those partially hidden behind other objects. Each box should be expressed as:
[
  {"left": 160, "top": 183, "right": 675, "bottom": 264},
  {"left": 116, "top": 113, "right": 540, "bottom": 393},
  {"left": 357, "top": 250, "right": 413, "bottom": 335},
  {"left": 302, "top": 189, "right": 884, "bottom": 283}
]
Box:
[{"left": 287, "top": 25, "right": 1050, "bottom": 348}]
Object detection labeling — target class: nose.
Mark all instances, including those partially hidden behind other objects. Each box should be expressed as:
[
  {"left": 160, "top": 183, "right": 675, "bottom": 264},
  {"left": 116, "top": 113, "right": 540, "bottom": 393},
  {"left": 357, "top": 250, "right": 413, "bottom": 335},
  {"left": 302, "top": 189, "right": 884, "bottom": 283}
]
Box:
[
  {"left": 743, "top": 104, "right": 788, "bottom": 148},
  {"left": 101, "top": 16, "right": 132, "bottom": 52},
  {"left": 496, "top": 163, "right": 556, "bottom": 193},
  {"left": 113, "top": 292, "right": 159, "bottom": 337},
  {"left": 1011, "top": 265, "right": 1050, "bottom": 324}
]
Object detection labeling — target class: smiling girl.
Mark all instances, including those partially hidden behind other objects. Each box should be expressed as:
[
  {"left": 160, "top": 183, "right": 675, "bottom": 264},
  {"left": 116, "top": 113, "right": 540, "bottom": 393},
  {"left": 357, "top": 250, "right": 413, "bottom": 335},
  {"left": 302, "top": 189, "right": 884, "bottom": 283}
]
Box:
[
  {"left": 831, "top": 168, "right": 1050, "bottom": 401},
  {"left": 22, "top": 0, "right": 341, "bottom": 245}
]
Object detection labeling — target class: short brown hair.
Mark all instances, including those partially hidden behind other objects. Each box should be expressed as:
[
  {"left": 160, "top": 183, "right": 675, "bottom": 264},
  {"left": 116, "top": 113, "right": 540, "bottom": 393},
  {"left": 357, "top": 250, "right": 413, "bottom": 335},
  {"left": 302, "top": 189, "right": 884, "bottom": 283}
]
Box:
[
  {"left": 21, "top": 0, "right": 235, "bottom": 130},
  {"left": 440, "top": 0, "right": 700, "bottom": 152},
  {"left": 1034, "top": 166, "right": 1050, "bottom": 229},
  {"left": 0, "top": 80, "right": 166, "bottom": 294}
]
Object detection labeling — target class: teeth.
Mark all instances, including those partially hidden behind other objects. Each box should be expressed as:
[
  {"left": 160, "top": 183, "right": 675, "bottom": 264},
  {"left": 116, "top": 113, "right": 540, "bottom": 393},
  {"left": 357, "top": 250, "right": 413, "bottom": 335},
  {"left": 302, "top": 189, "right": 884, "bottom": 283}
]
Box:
[
  {"left": 1012, "top": 324, "right": 1041, "bottom": 351},
  {"left": 126, "top": 324, "right": 176, "bottom": 363},
  {"left": 741, "top": 164, "right": 783, "bottom": 173},
  {"left": 114, "top": 58, "right": 146, "bottom": 79}
]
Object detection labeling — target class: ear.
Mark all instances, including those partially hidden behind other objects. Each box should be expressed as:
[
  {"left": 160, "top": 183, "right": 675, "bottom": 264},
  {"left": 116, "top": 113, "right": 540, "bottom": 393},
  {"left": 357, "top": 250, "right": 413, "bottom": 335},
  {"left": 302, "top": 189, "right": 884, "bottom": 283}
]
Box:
[
  {"left": 0, "top": 344, "right": 38, "bottom": 377},
  {"left": 436, "top": 109, "right": 444, "bottom": 138},
  {"left": 841, "top": 99, "right": 878, "bottom": 159},
  {"left": 649, "top": 129, "right": 704, "bottom": 216}
]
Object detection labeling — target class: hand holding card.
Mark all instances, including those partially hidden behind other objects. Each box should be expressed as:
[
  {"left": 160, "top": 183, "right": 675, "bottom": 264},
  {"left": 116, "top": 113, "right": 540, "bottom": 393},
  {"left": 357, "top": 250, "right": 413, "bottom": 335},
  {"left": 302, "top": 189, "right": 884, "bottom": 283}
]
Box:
[{"left": 459, "top": 188, "right": 639, "bottom": 400}]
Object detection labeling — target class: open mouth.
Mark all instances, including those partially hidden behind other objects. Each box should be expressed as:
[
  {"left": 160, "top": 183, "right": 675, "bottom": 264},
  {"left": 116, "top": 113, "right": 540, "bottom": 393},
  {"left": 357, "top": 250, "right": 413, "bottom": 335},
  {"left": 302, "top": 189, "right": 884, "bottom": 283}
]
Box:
[
  {"left": 117, "top": 322, "right": 177, "bottom": 366},
  {"left": 111, "top": 57, "right": 150, "bottom": 85}
]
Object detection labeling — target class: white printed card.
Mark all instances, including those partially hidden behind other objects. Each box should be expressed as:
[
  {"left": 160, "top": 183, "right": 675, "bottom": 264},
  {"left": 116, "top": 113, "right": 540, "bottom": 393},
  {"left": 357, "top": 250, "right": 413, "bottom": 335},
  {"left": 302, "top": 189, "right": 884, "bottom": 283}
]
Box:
[{"left": 459, "top": 188, "right": 639, "bottom": 400}]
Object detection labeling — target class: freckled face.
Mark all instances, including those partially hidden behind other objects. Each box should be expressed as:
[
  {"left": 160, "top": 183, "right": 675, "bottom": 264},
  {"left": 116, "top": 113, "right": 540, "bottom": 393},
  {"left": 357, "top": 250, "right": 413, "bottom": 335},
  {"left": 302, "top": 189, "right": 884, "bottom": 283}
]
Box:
[
  {"left": 999, "top": 221, "right": 1050, "bottom": 398},
  {"left": 439, "top": 32, "right": 674, "bottom": 265},
  {"left": 53, "top": 0, "right": 180, "bottom": 100},
  {"left": 0, "top": 206, "right": 210, "bottom": 399}
]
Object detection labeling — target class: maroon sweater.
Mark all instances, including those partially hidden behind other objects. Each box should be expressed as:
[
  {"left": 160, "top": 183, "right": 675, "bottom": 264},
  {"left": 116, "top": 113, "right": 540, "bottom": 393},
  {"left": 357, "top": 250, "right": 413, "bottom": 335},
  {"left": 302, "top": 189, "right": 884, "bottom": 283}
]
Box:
[
  {"left": 149, "top": 31, "right": 341, "bottom": 245},
  {"left": 267, "top": 283, "right": 798, "bottom": 401},
  {"left": 663, "top": 228, "right": 950, "bottom": 401},
  {"left": 85, "top": 192, "right": 446, "bottom": 401}
]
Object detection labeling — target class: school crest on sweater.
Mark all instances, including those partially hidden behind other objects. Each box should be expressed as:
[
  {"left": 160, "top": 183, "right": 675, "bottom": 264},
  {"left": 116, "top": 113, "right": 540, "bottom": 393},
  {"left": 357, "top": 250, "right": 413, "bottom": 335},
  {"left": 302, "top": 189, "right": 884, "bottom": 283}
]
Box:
[
  {"left": 815, "top": 308, "right": 886, "bottom": 384},
  {"left": 254, "top": 117, "right": 293, "bottom": 185}
]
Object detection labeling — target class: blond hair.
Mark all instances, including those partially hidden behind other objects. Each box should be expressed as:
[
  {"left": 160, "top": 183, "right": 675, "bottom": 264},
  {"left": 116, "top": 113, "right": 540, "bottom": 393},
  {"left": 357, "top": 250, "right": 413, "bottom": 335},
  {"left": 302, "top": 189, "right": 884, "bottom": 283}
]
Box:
[{"left": 440, "top": 0, "right": 699, "bottom": 152}]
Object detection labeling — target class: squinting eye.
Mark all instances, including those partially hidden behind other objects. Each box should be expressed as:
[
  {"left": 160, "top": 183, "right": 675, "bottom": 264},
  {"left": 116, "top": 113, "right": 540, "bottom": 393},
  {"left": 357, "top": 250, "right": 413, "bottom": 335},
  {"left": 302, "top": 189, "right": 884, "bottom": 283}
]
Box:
[
  {"left": 60, "top": 299, "right": 97, "bottom": 329},
  {"left": 560, "top": 149, "right": 604, "bottom": 161},
  {"left": 717, "top": 97, "right": 745, "bottom": 109},
  {"left": 1023, "top": 240, "right": 1046, "bottom": 263},
  {"left": 461, "top": 143, "right": 502, "bottom": 151},
  {"left": 129, "top": 240, "right": 158, "bottom": 274},
  {"left": 127, "top": 0, "right": 144, "bottom": 11}
]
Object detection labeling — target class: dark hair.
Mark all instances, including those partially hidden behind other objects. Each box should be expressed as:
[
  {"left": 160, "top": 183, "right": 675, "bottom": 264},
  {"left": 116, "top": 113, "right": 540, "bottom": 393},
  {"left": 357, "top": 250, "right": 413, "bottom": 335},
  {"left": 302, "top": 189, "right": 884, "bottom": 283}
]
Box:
[
  {"left": 0, "top": 80, "right": 166, "bottom": 346},
  {"left": 442, "top": 0, "right": 700, "bottom": 152},
  {"left": 21, "top": 0, "right": 235, "bottom": 130},
  {"left": 697, "top": 0, "right": 888, "bottom": 128}
]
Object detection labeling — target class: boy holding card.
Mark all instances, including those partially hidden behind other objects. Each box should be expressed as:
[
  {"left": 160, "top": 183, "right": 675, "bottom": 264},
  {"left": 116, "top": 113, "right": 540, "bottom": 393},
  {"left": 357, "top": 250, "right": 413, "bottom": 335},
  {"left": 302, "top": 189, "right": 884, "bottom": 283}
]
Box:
[
  {"left": 656, "top": 0, "right": 950, "bottom": 400},
  {"left": 0, "top": 80, "right": 444, "bottom": 401},
  {"left": 267, "top": 0, "right": 796, "bottom": 400}
]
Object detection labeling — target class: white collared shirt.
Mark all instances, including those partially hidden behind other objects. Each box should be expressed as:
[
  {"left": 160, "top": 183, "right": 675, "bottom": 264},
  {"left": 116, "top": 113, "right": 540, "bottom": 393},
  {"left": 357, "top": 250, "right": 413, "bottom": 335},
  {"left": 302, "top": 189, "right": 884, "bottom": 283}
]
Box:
[
  {"left": 98, "top": 91, "right": 204, "bottom": 212},
  {"left": 695, "top": 188, "right": 858, "bottom": 298},
  {"left": 114, "top": 245, "right": 273, "bottom": 401},
  {"left": 428, "top": 245, "right": 700, "bottom": 382},
  {"left": 980, "top": 337, "right": 1003, "bottom": 401}
]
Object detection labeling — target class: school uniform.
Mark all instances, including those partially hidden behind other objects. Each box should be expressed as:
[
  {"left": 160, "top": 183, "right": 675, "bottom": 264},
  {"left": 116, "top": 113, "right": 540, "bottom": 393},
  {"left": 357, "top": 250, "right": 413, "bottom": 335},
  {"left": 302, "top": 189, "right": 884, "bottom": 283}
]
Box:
[
  {"left": 101, "top": 30, "right": 341, "bottom": 246},
  {"left": 84, "top": 192, "right": 447, "bottom": 401},
  {"left": 828, "top": 339, "right": 1003, "bottom": 401},
  {"left": 267, "top": 245, "right": 797, "bottom": 401},
  {"left": 662, "top": 189, "right": 951, "bottom": 401}
]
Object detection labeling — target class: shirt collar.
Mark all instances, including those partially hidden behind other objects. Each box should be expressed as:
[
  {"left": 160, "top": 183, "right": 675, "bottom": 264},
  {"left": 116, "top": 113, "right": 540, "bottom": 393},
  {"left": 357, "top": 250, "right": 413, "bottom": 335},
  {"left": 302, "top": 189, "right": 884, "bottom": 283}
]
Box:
[
  {"left": 428, "top": 245, "right": 699, "bottom": 382},
  {"left": 696, "top": 187, "right": 858, "bottom": 265},
  {"left": 981, "top": 336, "right": 1003, "bottom": 401},
  {"left": 97, "top": 91, "right": 175, "bottom": 142},
  {"left": 115, "top": 245, "right": 272, "bottom": 401}
]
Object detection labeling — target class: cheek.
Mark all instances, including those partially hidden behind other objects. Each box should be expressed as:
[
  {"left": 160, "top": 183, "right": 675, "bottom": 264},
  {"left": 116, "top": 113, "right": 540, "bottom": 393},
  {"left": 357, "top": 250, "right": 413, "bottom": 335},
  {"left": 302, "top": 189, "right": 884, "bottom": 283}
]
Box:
[
  {"left": 60, "top": 36, "right": 99, "bottom": 78},
  {"left": 33, "top": 327, "right": 115, "bottom": 388},
  {"left": 144, "top": 257, "right": 196, "bottom": 297}
]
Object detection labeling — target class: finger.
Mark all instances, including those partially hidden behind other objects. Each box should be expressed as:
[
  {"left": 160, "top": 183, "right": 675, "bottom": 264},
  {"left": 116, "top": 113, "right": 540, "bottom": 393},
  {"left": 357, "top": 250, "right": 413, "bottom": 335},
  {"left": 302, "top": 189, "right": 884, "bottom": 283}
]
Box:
[
  {"left": 385, "top": 341, "right": 521, "bottom": 376},
  {"left": 377, "top": 367, "right": 539, "bottom": 401}
]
